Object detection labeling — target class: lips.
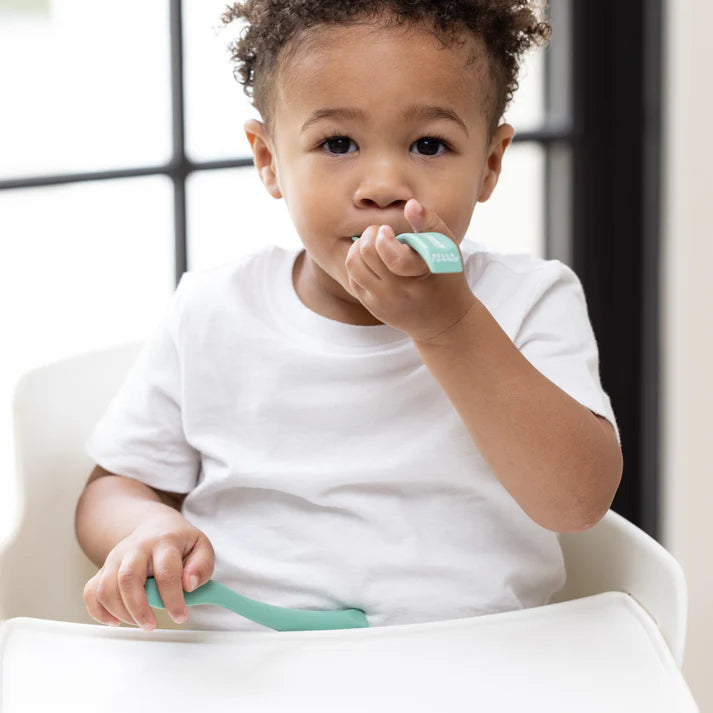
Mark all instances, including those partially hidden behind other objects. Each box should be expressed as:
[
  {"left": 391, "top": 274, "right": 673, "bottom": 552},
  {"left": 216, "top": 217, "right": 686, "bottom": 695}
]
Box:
[
  {"left": 348, "top": 225, "right": 385, "bottom": 240},
  {"left": 348, "top": 225, "right": 412, "bottom": 240}
]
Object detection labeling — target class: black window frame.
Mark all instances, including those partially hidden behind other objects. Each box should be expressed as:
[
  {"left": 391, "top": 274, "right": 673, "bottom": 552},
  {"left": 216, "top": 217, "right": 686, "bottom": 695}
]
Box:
[
  {"left": 568, "top": 0, "right": 663, "bottom": 539},
  {"left": 0, "top": 0, "right": 662, "bottom": 538}
]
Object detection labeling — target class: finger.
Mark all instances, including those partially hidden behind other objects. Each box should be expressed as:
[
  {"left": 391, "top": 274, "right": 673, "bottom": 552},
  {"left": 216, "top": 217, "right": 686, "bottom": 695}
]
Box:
[
  {"left": 375, "top": 224, "right": 429, "bottom": 277},
  {"left": 152, "top": 545, "right": 188, "bottom": 624},
  {"left": 404, "top": 199, "right": 456, "bottom": 241},
  {"left": 354, "top": 225, "right": 388, "bottom": 279},
  {"left": 116, "top": 550, "right": 156, "bottom": 631},
  {"left": 348, "top": 227, "right": 392, "bottom": 297},
  {"left": 83, "top": 574, "right": 121, "bottom": 627},
  {"left": 95, "top": 562, "right": 138, "bottom": 627},
  {"left": 344, "top": 254, "right": 375, "bottom": 302},
  {"left": 182, "top": 534, "right": 216, "bottom": 593}
]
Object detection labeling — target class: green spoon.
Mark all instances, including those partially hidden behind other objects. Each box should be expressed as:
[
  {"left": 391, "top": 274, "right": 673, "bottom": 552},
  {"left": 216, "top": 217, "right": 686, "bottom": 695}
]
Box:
[
  {"left": 144, "top": 577, "right": 369, "bottom": 632},
  {"left": 352, "top": 231, "right": 463, "bottom": 273}
]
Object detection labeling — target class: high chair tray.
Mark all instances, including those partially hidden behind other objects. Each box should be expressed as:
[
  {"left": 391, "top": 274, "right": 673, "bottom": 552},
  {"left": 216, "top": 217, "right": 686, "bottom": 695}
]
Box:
[{"left": 0, "top": 591, "right": 697, "bottom": 713}]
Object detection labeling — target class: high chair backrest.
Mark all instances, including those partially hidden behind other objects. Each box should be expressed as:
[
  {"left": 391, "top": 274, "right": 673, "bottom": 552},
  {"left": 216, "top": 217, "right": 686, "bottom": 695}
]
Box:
[
  {"left": 555, "top": 509, "right": 687, "bottom": 667},
  {"left": 0, "top": 343, "right": 142, "bottom": 626},
  {"left": 0, "top": 343, "right": 688, "bottom": 667}
]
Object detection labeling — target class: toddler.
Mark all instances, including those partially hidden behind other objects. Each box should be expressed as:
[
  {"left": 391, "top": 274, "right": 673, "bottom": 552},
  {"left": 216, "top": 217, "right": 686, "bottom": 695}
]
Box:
[{"left": 75, "top": 0, "right": 622, "bottom": 632}]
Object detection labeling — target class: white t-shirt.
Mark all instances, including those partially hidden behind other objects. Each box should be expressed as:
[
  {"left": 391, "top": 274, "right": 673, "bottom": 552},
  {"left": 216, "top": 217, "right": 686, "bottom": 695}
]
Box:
[{"left": 86, "top": 238, "right": 617, "bottom": 631}]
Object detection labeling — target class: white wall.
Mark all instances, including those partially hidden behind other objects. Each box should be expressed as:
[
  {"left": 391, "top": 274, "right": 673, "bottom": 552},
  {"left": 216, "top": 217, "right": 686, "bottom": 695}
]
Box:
[{"left": 662, "top": 1, "right": 713, "bottom": 708}]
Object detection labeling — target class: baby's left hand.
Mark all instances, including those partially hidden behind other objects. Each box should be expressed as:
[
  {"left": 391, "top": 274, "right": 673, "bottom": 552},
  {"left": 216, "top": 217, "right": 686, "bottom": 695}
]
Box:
[{"left": 345, "top": 199, "right": 477, "bottom": 343}]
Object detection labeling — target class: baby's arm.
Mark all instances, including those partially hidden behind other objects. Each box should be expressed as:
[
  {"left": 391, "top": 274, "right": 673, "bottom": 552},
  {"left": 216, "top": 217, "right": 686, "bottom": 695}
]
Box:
[
  {"left": 347, "top": 201, "right": 622, "bottom": 533},
  {"left": 413, "top": 303, "right": 622, "bottom": 534},
  {"left": 75, "top": 466, "right": 214, "bottom": 631}
]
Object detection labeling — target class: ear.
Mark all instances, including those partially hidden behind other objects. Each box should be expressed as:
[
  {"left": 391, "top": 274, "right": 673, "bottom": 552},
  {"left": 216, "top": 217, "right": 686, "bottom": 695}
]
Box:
[
  {"left": 477, "top": 123, "right": 515, "bottom": 203},
  {"left": 244, "top": 119, "right": 282, "bottom": 199}
]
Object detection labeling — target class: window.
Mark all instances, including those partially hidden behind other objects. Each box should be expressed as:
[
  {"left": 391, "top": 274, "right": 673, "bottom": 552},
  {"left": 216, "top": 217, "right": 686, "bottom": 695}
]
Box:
[{"left": 0, "top": 0, "right": 661, "bottom": 537}]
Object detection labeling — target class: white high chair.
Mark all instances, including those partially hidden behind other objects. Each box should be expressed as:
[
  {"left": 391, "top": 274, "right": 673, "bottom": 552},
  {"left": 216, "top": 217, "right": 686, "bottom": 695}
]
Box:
[{"left": 0, "top": 344, "right": 699, "bottom": 712}]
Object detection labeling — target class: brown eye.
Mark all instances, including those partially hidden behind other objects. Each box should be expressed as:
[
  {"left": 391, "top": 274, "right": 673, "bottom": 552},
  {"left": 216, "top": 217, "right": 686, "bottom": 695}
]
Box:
[
  {"left": 323, "top": 136, "right": 356, "bottom": 154},
  {"left": 411, "top": 137, "right": 448, "bottom": 156}
]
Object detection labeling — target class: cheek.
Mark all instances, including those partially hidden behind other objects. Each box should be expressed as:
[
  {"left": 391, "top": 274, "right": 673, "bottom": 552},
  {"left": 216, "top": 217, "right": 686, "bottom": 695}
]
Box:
[
  {"left": 461, "top": 174, "right": 485, "bottom": 229},
  {"left": 287, "top": 190, "right": 339, "bottom": 242},
  {"left": 432, "top": 189, "right": 478, "bottom": 239}
]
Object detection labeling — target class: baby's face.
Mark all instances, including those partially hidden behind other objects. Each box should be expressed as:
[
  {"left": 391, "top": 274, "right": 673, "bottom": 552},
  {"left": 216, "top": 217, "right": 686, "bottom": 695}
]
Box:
[{"left": 247, "top": 21, "right": 511, "bottom": 311}]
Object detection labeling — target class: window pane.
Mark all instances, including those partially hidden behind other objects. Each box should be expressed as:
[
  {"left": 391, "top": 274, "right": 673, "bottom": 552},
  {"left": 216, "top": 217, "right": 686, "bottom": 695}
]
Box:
[
  {"left": 187, "top": 144, "right": 543, "bottom": 274},
  {"left": 187, "top": 168, "right": 297, "bottom": 271},
  {"left": 468, "top": 143, "right": 544, "bottom": 257},
  {"left": 0, "top": 177, "right": 174, "bottom": 531},
  {"left": 504, "top": 48, "right": 545, "bottom": 131},
  {"left": 184, "top": 0, "right": 256, "bottom": 162},
  {"left": 0, "top": 1, "right": 172, "bottom": 178}
]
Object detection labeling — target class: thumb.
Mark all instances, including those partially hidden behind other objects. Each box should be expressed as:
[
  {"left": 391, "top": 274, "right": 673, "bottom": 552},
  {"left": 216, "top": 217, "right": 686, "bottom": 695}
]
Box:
[
  {"left": 404, "top": 199, "right": 456, "bottom": 241},
  {"left": 182, "top": 534, "right": 215, "bottom": 592}
]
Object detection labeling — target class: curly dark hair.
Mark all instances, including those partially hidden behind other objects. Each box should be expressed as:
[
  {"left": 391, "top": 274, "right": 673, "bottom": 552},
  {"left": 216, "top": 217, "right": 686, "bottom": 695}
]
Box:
[{"left": 220, "top": 0, "right": 550, "bottom": 137}]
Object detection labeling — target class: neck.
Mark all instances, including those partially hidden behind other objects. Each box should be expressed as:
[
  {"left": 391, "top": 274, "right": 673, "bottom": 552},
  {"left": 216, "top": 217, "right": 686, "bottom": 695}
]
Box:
[{"left": 292, "top": 250, "right": 384, "bottom": 326}]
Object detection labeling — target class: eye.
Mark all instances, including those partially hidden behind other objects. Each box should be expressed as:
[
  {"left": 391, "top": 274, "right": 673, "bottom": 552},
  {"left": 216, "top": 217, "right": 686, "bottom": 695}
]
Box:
[
  {"left": 411, "top": 136, "right": 450, "bottom": 156},
  {"left": 321, "top": 135, "right": 357, "bottom": 155}
]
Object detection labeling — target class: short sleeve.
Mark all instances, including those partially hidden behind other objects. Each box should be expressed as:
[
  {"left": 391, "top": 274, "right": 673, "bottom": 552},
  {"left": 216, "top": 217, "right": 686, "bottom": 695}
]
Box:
[
  {"left": 514, "top": 261, "right": 619, "bottom": 441},
  {"left": 85, "top": 275, "right": 200, "bottom": 492}
]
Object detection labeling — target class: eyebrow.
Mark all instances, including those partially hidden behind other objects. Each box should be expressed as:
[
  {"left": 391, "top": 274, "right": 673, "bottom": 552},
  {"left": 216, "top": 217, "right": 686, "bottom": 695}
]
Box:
[{"left": 300, "top": 104, "right": 469, "bottom": 136}]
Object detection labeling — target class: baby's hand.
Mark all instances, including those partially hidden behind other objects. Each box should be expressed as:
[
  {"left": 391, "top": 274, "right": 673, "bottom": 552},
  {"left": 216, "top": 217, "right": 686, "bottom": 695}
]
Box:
[
  {"left": 345, "top": 199, "right": 476, "bottom": 343},
  {"left": 83, "top": 511, "right": 215, "bottom": 631}
]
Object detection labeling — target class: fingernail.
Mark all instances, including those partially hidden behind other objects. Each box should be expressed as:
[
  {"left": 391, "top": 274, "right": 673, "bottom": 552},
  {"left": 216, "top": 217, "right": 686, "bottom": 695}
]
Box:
[
  {"left": 140, "top": 622, "right": 154, "bottom": 632},
  {"left": 174, "top": 613, "right": 187, "bottom": 624},
  {"left": 188, "top": 575, "right": 199, "bottom": 592}
]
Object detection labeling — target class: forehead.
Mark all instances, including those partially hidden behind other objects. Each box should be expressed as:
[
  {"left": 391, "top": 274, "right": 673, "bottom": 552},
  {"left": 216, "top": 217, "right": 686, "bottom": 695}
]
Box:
[{"left": 274, "top": 21, "right": 489, "bottom": 128}]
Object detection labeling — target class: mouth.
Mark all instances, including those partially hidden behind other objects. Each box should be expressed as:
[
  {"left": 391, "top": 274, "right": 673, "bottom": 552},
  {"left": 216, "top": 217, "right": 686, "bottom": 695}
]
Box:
[{"left": 348, "top": 226, "right": 413, "bottom": 241}]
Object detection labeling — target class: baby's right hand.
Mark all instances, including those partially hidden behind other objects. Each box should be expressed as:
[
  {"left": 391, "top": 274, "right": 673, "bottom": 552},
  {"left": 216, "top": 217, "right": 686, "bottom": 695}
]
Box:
[{"left": 83, "top": 511, "right": 215, "bottom": 631}]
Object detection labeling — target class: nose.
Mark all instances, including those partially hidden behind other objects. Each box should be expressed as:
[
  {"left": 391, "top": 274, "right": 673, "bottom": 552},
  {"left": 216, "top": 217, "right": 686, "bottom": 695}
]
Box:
[{"left": 353, "top": 155, "right": 411, "bottom": 210}]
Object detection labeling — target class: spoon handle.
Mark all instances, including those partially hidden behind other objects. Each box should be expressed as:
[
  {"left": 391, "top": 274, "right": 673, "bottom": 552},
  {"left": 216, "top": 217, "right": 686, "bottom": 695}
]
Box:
[
  {"left": 352, "top": 231, "right": 463, "bottom": 273},
  {"left": 145, "top": 577, "right": 369, "bottom": 632}
]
